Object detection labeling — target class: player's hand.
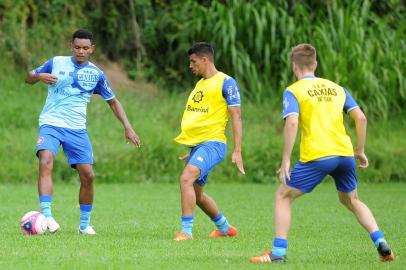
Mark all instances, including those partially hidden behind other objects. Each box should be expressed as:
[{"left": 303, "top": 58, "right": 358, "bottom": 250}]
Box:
[
  {"left": 277, "top": 160, "right": 290, "bottom": 184},
  {"left": 355, "top": 151, "right": 368, "bottom": 169},
  {"left": 125, "top": 127, "right": 141, "bottom": 147},
  {"left": 38, "top": 73, "right": 58, "bottom": 85},
  {"left": 178, "top": 153, "right": 190, "bottom": 161},
  {"left": 232, "top": 151, "right": 245, "bottom": 175}
]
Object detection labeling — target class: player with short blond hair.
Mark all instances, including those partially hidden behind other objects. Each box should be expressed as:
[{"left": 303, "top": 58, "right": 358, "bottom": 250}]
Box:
[{"left": 250, "top": 43, "right": 394, "bottom": 263}]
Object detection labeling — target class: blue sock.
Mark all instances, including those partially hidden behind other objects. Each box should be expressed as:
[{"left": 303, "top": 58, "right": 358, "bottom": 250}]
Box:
[
  {"left": 370, "top": 230, "right": 387, "bottom": 248},
  {"left": 211, "top": 213, "right": 230, "bottom": 234},
  {"left": 80, "top": 204, "right": 93, "bottom": 230},
  {"left": 272, "top": 238, "right": 288, "bottom": 257},
  {"left": 39, "top": 195, "right": 52, "bottom": 218},
  {"left": 181, "top": 215, "right": 194, "bottom": 236}
]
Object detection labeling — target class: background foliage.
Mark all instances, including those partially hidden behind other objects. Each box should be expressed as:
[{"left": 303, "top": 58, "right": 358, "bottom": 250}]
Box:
[
  {"left": 0, "top": 0, "right": 405, "bottom": 183},
  {"left": 1, "top": 0, "right": 405, "bottom": 118}
]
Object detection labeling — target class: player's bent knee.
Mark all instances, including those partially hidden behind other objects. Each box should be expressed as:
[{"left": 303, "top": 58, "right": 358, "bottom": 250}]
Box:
[
  {"left": 80, "top": 172, "right": 94, "bottom": 187},
  {"left": 180, "top": 166, "right": 200, "bottom": 186},
  {"left": 339, "top": 195, "right": 357, "bottom": 210},
  {"left": 179, "top": 174, "right": 195, "bottom": 186},
  {"left": 275, "top": 185, "right": 295, "bottom": 199},
  {"left": 39, "top": 156, "right": 53, "bottom": 169}
]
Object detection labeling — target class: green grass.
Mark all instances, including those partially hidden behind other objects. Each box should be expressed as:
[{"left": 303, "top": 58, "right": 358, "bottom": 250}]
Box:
[
  {"left": 0, "top": 182, "right": 404, "bottom": 269},
  {"left": 1, "top": 75, "right": 406, "bottom": 184}
]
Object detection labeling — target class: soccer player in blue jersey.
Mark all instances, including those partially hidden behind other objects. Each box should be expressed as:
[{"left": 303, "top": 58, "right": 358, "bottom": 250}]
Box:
[
  {"left": 250, "top": 44, "right": 394, "bottom": 262},
  {"left": 173, "top": 42, "right": 245, "bottom": 240},
  {"left": 25, "top": 29, "right": 141, "bottom": 235}
]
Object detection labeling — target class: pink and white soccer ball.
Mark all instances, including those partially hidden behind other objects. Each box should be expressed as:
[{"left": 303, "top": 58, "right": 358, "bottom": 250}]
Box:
[{"left": 20, "top": 211, "right": 47, "bottom": 235}]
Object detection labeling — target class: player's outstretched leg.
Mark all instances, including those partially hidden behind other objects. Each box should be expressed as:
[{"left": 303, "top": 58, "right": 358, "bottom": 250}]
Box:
[
  {"left": 193, "top": 183, "right": 237, "bottom": 238},
  {"left": 38, "top": 150, "right": 60, "bottom": 233},
  {"left": 338, "top": 190, "right": 395, "bottom": 262},
  {"left": 250, "top": 185, "right": 303, "bottom": 263},
  {"left": 208, "top": 212, "right": 237, "bottom": 238},
  {"left": 77, "top": 164, "right": 96, "bottom": 235}
]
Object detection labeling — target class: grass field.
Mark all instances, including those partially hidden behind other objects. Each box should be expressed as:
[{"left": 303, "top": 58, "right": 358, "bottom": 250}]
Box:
[{"left": 0, "top": 182, "right": 404, "bottom": 269}]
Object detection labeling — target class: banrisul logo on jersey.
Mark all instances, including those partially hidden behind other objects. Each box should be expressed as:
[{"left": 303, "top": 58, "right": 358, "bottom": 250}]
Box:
[{"left": 71, "top": 67, "right": 100, "bottom": 91}]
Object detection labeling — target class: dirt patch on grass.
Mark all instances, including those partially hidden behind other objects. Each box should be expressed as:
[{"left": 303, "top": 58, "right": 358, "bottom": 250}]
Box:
[{"left": 94, "top": 56, "right": 157, "bottom": 93}]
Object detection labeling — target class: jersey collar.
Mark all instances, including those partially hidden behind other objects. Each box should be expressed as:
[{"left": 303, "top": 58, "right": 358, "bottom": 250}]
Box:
[
  {"left": 303, "top": 75, "right": 317, "bottom": 79},
  {"left": 70, "top": 56, "right": 89, "bottom": 67}
]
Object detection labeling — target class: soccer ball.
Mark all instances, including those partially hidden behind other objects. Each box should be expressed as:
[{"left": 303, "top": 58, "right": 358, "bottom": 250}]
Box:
[{"left": 20, "top": 211, "right": 47, "bottom": 235}]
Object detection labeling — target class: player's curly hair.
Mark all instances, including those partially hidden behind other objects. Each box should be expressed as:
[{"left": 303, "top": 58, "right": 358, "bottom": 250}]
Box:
[{"left": 72, "top": 29, "right": 94, "bottom": 44}]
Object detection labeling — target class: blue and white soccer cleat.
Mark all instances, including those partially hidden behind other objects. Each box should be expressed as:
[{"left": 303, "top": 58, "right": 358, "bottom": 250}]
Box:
[
  {"left": 78, "top": 225, "right": 96, "bottom": 235},
  {"left": 46, "top": 217, "right": 60, "bottom": 233}
]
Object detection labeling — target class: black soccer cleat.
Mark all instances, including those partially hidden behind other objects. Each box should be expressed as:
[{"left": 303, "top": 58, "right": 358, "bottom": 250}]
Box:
[{"left": 377, "top": 242, "right": 395, "bottom": 262}]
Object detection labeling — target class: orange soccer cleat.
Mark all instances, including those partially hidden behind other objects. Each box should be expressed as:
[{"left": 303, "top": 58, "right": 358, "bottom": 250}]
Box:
[
  {"left": 209, "top": 225, "right": 238, "bottom": 238},
  {"left": 174, "top": 232, "right": 193, "bottom": 241},
  {"left": 249, "top": 249, "right": 286, "bottom": 263}
]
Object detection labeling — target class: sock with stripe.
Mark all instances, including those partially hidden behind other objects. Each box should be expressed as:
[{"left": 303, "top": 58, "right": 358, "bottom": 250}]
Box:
[
  {"left": 39, "top": 195, "right": 52, "bottom": 218},
  {"left": 211, "top": 212, "right": 230, "bottom": 234},
  {"left": 181, "top": 215, "right": 194, "bottom": 237},
  {"left": 272, "top": 238, "right": 288, "bottom": 257},
  {"left": 370, "top": 230, "right": 387, "bottom": 248},
  {"left": 80, "top": 204, "right": 93, "bottom": 230}
]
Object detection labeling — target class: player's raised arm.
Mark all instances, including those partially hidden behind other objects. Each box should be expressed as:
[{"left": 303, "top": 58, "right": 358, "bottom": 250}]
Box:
[
  {"left": 228, "top": 106, "right": 245, "bottom": 175},
  {"left": 107, "top": 97, "right": 141, "bottom": 148}
]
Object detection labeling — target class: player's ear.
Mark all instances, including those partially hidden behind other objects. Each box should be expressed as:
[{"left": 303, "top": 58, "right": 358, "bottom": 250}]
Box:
[{"left": 291, "top": 62, "right": 296, "bottom": 72}]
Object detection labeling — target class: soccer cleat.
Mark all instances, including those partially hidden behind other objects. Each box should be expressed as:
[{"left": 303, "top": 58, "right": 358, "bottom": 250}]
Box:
[
  {"left": 46, "top": 217, "right": 60, "bottom": 233},
  {"left": 377, "top": 242, "right": 395, "bottom": 262},
  {"left": 209, "top": 225, "right": 238, "bottom": 238},
  {"left": 174, "top": 232, "right": 193, "bottom": 241},
  {"left": 78, "top": 225, "right": 96, "bottom": 235},
  {"left": 249, "top": 249, "right": 286, "bottom": 263}
]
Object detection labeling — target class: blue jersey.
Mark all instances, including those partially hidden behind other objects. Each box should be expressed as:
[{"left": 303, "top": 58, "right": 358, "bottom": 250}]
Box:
[{"left": 33, "top": 56, "right": 115, "bottom": 129}]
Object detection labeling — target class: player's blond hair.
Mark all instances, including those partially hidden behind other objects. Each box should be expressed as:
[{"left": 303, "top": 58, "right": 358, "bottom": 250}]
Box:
[{"left": 291, "top": 43, "right": 317, "bottom": 70}]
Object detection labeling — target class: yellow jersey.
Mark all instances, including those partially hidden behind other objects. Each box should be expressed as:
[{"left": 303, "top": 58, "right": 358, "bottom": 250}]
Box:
[
  {"left": 175, "top": 72, "right": 240, "bottom": 146},
  {"left": 284, "top": 76, "right": 358, "bottom": 162}
]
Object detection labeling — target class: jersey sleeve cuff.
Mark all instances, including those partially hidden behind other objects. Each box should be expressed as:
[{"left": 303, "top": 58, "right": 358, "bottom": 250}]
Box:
[
  {"left": 346, "top": 106, "right": 359, "bottom": 113},
  {"left": 104, "top": 95, "right": 115, "bottom": 101},
  {"left": 283, "top": 112, "right": 299, "bottom": 119}
]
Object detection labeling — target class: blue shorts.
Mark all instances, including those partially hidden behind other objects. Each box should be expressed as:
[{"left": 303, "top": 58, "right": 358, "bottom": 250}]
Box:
[
  {"left": 288, "top": 156, "right": 357, "bottom": 193},
  {"left": 187, "top": 141, "right": 227, "bottom": 186},
  {"left": 36, "top": 125, "right": 93, "bottom": 168}
]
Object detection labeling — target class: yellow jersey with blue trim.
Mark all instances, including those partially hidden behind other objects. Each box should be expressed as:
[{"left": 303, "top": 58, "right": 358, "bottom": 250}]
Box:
[
  {"left": 284, "top": 76, "right": 358, "bottom": 162},
  {"left": 175, "top": 72, "right": 240, "bottom": 146}
]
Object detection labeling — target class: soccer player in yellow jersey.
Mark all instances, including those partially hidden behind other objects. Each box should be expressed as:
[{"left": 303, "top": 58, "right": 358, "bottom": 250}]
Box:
[
  {"left": 250, "top": 44, "right": 394, "bottom": 262},
  {"left": 173, "top": 42, "right": 245, "bottom": 241}
]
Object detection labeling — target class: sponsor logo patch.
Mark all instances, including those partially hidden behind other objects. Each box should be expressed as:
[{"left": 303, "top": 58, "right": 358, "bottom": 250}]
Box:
[
  {"left": 192, "top": 90, "right": 204, "bottom": 103},
  {"left": 37, "top": 136, "right": 45, "bottom": 145}
]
